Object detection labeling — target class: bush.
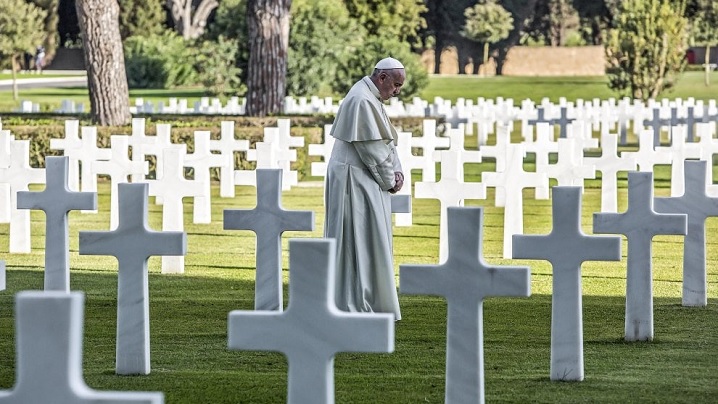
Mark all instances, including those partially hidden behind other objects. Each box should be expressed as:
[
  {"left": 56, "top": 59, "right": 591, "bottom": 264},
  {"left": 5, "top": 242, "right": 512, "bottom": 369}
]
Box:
[
  {"left": 332, "top": 35, "right": 429, "bottom": 101},
  {"left": 124, "top": 32, "right": 197, "bottom": 89},
  {"left": 203, "top": 0, "right": 249, "bottom": 85},
  {"left": 193, "top": 36, "right": 246, "bottom": 98},
  {"left": 1, "top": 115, "right": 423, "bottom": 181},
  {"left": 286, "top": 0, "right": 364, "bottom": 97}
]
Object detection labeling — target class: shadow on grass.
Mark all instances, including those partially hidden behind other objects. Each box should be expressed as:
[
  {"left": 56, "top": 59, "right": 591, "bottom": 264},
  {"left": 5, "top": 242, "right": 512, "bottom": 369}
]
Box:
[{"left": 0, "top": 270, "right": 717, "bottom": 403}]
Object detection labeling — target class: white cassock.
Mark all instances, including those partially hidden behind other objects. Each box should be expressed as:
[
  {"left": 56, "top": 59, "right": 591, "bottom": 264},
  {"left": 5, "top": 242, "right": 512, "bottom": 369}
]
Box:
[{"left": 324, "top": 76, "right": 403, "bottom": 320}]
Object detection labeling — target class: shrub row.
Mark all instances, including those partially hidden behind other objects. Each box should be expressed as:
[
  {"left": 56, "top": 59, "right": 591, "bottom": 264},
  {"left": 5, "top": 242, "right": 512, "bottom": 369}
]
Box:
[{"left": 1, "top": 115, "right": 427, "bottom": 182}]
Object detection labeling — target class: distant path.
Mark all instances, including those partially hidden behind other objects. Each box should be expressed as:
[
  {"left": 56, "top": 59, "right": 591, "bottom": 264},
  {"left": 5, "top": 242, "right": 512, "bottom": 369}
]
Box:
[{"left": 0, "top": 74, "right": 87, "bottom": 91}]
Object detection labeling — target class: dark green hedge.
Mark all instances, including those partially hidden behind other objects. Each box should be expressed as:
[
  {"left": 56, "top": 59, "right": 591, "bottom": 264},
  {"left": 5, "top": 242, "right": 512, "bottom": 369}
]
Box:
[{"left": 0, "top": 115, "right": 428, "bottom": 182}]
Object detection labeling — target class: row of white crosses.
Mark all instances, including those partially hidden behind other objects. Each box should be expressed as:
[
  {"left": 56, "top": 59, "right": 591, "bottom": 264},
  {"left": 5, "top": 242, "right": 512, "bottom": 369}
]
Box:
[
  {"left": 2, "top": 117, "right": 307, "bottom": 270},
  {"left": 0, "top": 156, "right": 173, "bottom": 401},
  {"left": 17, "top": 96, "right": 718, "bottom": 147},
  {"left": 442, "top": 96, "right": 718, "bottom": 146},
  {"left": 232, "top": 161, "right": 717, "bottom": 402},
  {"left": 130, "top": 96, "right": 247, "bottom": 115},
  {"left": 6, "top": 111, "right": 717, "bottom": 267},
  {"left": 4, "top": 107, "right": 718, "bottom": 394},
  {"left": 304, "top": 109, "right": 718, "bottom": 260},
  {"left": 3, "top": 151, "right": 718, "bottom": 402}
]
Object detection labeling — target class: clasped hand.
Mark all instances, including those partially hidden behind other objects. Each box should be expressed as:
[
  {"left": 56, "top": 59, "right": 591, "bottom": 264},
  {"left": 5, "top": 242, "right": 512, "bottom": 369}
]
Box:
[{"left": 389, "top": 172, "right": 404, "bottom": 194}]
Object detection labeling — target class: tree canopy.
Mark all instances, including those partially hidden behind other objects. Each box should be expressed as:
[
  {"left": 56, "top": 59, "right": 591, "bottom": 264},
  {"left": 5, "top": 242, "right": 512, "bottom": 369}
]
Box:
[
  {"left": 461, "top": 0, "right": 513, "bottom": 71},
  {"left": 343, "top": 0, "right": 427, "bottom": 43},
  {"left": 0, "top": 0, "right": 47, "bottom": 99},
  {"left": 687, "top": 0, "right": 718, "bottom": 85},
  {"left": 119, "top": 0, "right": 166, "bottom": 39},
  {"left": 605, "top": 0, "right": 689, "bottom": 100}
]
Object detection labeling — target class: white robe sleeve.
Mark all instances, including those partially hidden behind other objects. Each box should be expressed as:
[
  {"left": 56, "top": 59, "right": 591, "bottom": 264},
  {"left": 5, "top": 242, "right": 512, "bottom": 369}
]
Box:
[
  {"left": 388, "top": 142, "right": 403, "bottom": 174},
  {"left": 353, "top": 140, "right": 397, "bottom": 191}
]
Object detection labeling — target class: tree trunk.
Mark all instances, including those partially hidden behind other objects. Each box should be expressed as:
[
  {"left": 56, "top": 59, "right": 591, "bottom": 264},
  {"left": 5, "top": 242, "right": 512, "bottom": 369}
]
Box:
[
  {"left": 705, "top": 45, "right": 711, "bottom": 87},
  {"left": 75, "top": 0, "right": 130, "bottom": 126},
  {"left": 433, "top": 37, "right": 444, "bottom": 75},
  {"left": 246, "top": 0, "right": 291, "bottom": 117},
  {"left": 169, "top": 0, "right": 219, "bottom": 40},
  {"left": 11, "top": 55, "right": 19, "bottom": 101}
]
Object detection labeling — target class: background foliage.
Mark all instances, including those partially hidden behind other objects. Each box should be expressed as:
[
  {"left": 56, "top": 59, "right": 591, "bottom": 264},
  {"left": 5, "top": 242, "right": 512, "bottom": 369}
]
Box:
[
  {"left": 286, "top": 0, "right": 364, "bottom": 97},
  {"left": 605, "top": 0, "right": 689, "bottom": 100},
  {"left": 118, "top": 0, "right": 166, "bottom": 40},
  {"left": 332, "top": 35, "right": 429, "bottom": 101},
  {"left": 123, "top": 32, "right": 198, "bottom": 89}
]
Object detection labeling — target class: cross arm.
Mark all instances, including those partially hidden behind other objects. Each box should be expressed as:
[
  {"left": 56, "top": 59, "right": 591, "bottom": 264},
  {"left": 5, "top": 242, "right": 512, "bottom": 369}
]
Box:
[
  {"left": 399, "top": 264, "right": 447, "bottom": 296},
  {"left": 482, "top": 266, "right": 531, "bottom": 297}
]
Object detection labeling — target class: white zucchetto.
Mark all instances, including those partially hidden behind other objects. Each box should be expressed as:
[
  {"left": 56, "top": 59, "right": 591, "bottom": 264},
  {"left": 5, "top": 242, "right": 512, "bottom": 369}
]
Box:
[{"left": 374, "top": 57, "right": 404, "bottom": 70}]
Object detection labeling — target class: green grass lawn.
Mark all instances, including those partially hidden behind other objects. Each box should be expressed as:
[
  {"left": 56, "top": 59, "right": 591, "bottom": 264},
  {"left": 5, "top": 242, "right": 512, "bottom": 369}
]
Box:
[
  {"left": 0, "top": 72, "right": 84, "bottom": 80},
  {"left": 420, "top": 71, "right": 718, "bottom": 104},
  {"left": 1, "top": 71, "right": 718, "bottom": 113},
  {"left": 0, "top": 145, "right": 717, "bottom": 403},
  {"left": 1, "top": 73, "right": 718, "bottom": 402}
]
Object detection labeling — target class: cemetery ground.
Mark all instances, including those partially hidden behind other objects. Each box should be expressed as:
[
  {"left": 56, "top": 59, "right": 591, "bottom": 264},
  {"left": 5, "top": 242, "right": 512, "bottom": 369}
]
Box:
[
  {"left": 2, "top": 74, "right": 718, "bottom": 402},
  {"left": 0, "top": 138, "right": 717, "bottom": 402},
  {"left": 1, "top": 71, "right": 718, "bottom": 111}
]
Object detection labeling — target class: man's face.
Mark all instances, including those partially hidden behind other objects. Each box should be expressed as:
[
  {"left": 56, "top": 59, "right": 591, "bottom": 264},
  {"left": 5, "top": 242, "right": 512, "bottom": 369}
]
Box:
[{"left": 377, "top": 69, "right": 406, "bottom": 101}]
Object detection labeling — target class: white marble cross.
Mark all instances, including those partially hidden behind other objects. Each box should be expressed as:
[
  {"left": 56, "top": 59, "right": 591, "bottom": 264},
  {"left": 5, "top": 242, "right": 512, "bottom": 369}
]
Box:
[
  {"left": 228, "top": 238, "right": 394, "bottom": 404},
  {"left": 147, "top": 147, "right": 203, "bottom": 274},
  {"left": 695, "top": 123, "right": 718, "bottom": 195},
  {"left": 128, "top": 118, "right": 152, "bottom": 183},
  {"left": 512, "top": 187, "right": 621, "bottom": 381},
  {"left": 49, "top": 120, "right": 81, "bottom": 191},
  {"left": 242, "top": 120, "right": 301, "bottom": 190},
  {"left": 0, "top": 291, "right": 164, "bottom": 403},
  {"left": 684, "top": 105, "right": 703, "bottom": 142},
  {"left": 128, "top": 120, "right": 176, "bottom": 184},
  {"left": 643, "top": 107, "right": 670, "bottom": 146},
  {"left": 554, "top": 106, "right": 574, "bottom": 138},
  {"left": 308, "top": 124, "right": 335, "bottom": 177},
  {"left": 79, "top": 183, "right": 186, "bottom": 375},
  {"left": 74, "top": 126, "right": 112, "bottom": 212},
  {"left": 0, "top": 140, "right": 46, "bottom": 253},
  {"left": 410, "top": 119, "right": 450, "bottom": 182},
  {"left": 223, "top": 169, "right": 314, "bottom": 311},
  {"left": 482, "top": 143, "right": 548, "bottom": 258},
  {"left": 275, "top": 118, "right": 305, "bottom": 149},
  {"left": 616, "top": 98, "right": 632, "bottom": 145},
  {"left": 0, "top": 130, "right": 15, "bottom": 222},
  {"left": 400, "top": 207, "right": 530, "bottom": 404},
  {"left": 17, "top": 156, "right": 97, "bottom": 292},
  {"left": 656, "top": 126, "right": 701, "bottom": 197},
  {"left": 479, "top": 122, "right": 512, "bottom": 173},
  {"left": 391, "top": 131, "right": 420, "bottom": 226},
  {"left": 0, "top": 130, "right": 11, "bottom": 167},
  {"left": 185, "top": 131, "right": 230, "bottom": 224},
  {"left": 623, "top": 130, "right": 673, "bottom": 173},
  {"left": 593, "top": 171, "right": 686, "bottom": 341},
  {"left": 527, "top": 106, "right": 552, "bottom": 127},
  {"left": 654, "top": 160, "right": 718, "bottom": 307},
  {"left": 210, "top": 121, "right": 250, "bottom": 198},
  {"left": 584, "top": 132, "right": 637, "bottom": 212},
  {"left": 415, "top": 130, "right": 486, "bottom": 263},
  {"left": 93, "top": 135, "right": 148, "bottom": 230},
  {"left": 537, "top": 138, "right": 595, "bottom": 189},
  {"left": 524, "top": 122, "right": 558, "bottom": 199},
  {"left": 240, "top": 128, "right": 298, "bottom": 190},
  {"left": 525, "top": 122, "right": 558, "bottom": 169}
]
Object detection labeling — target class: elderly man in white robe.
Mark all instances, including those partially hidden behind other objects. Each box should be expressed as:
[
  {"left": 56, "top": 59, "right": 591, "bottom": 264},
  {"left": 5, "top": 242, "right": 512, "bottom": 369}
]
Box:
[{"left": 324, "top": 57, "right": 406, "bottom": 321}]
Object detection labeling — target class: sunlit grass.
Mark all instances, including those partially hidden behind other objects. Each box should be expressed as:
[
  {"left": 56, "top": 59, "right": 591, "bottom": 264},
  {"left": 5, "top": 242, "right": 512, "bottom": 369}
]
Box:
[
  {"left": 0, "top": 148, "right": 717, "bottom": 402},
  {"left": 1, "top": 71, "right": 718, "bottom": 113}
]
